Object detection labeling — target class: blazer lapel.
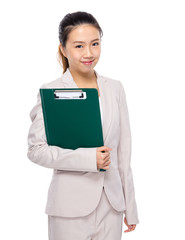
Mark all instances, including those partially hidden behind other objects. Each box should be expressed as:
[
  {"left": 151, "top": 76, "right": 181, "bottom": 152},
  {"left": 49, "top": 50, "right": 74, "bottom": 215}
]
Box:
[
  {"left": 60, "top": 68, "right": 113, "bottom": 144},
  {"left": 96, "top": 71, "right": 113, "bottom": 144}
]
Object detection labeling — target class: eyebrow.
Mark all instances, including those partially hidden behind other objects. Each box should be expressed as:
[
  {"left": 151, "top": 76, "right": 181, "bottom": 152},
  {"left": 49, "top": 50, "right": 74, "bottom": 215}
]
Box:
[{"left": 72, "top": 38, "right": 100, "bottom": 44}]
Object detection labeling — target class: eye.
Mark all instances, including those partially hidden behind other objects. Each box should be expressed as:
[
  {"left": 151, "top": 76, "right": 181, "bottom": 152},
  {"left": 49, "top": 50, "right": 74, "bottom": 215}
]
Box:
[
  {"left": 75, "top": 45, "right": 83, "bottom": 48},
  {"left": 93, "top": 42, "right": 99, "bottom": 46}
]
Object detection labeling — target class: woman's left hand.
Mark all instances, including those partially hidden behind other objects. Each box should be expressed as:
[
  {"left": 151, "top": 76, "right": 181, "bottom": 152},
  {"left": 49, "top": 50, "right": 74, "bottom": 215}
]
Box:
[{"left": 124, "top": 217, "right": 136, "bottom": 233}]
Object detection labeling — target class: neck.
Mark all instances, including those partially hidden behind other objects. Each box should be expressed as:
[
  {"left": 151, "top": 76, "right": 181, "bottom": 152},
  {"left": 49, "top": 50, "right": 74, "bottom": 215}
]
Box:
[{"left": 69, "top": 68, "right": 97, "bottom": 86}]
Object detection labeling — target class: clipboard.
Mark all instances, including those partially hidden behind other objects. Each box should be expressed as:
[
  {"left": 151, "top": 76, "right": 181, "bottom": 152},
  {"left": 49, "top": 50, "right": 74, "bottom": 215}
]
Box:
[{"left": 40, "top": 88, "right": 106, "bottom": 172}]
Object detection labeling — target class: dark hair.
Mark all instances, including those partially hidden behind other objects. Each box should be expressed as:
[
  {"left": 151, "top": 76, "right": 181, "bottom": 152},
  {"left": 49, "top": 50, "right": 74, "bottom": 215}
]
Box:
[{"left": 57, "top": 11, "right": 103, "bottom": 73}]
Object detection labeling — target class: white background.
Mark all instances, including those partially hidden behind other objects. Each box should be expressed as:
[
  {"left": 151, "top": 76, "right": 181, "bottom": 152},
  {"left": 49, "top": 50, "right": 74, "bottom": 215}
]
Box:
[{"left": 0, "top": 0, "right": 185, "bottom": 239}]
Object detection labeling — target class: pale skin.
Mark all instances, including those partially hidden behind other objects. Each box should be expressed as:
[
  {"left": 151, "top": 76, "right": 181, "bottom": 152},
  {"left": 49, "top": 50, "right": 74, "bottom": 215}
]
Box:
[{"left": 59, "top": 24, "right": 136, "bottom": 233}]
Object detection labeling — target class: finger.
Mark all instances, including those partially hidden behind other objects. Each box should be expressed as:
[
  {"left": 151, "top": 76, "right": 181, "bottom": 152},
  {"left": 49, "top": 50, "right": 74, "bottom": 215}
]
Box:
[
  {"left": 104, "top": 165, "right": 110, "bottom": 170},
  {"left": 101, "top": 165, "right": 109, "bottom": 170},
  {"left": 105, "top": 146, "right": 112, "bottom": 151},
  {"left": 103, "top": 162, "right": 111, "bottom": 169},
  {"left": 129, "top": 226, "right": 134, "bottom": 231},
  {"left": 104, "top": 159, "right": 111, "bottom": 166},
  {"left": 100, "top": 153, "right": 110, "bottom": 162},
  {"left": 124, "top": 225, "right": 136, "bottom": 232},
  {"left": 102, "top": 150, "right": 110, "bottom": 156},
  {"left": 124, "top": 227, "right": 133, "bottom": 233},
  {"left": 124, "top": 228, "right": 131, "bottom": 233},
  {"left": 104, "top": 154, "right": 110, "bottom": 162},
  {"left": 99, "top": 146, "right": 112, "bottom": 152},
  {"left": 123, "top": 219, "right": 136, "bottom": 232}
]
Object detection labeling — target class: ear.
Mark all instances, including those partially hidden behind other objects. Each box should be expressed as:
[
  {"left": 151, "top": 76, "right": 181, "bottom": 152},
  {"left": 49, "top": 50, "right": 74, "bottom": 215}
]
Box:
[{"left": 59, "top": 43, "right": 67, "bottom": 58}]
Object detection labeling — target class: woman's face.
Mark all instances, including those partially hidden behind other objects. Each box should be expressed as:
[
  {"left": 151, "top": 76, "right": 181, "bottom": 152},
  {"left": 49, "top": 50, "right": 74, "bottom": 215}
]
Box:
[{"left": 60, "top": 24, "right": 101, "bottom": 75}]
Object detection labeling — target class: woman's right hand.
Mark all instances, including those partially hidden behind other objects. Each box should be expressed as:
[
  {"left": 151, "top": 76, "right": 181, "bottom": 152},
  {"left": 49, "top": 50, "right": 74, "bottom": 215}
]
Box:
[{"left": 96, "top": 146, "right": 112, "bottom": 170}]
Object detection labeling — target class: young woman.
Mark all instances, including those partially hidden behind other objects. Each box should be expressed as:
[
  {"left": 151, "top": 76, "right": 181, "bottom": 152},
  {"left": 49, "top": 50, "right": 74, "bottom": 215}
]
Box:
[{"left": 27, "top": 11, "right": 139, "bottom": 240}]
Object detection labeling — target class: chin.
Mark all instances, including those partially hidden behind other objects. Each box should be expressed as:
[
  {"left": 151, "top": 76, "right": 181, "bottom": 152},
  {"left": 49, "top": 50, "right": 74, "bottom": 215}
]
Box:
[{"left": 81, "top": 62, "right": 97, "bottom": 72}]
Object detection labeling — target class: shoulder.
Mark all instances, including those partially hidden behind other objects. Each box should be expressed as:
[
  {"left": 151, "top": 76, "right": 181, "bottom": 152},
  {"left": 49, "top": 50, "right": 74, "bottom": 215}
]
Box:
[
  {"left": 98, "top": 73, "right": 126, "bottom": 97},
  {"left": 99, "top": 72, "right": 124, "bottom": 88}
]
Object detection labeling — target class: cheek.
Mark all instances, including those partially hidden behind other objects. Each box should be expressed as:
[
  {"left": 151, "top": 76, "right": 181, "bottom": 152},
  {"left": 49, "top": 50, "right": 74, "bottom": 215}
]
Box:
[
  {"left": 68, "top": 50, "right": 80, "bottom": 62},
  {"left": 94, "top": 48, "right": 101, "bottom": 58}
]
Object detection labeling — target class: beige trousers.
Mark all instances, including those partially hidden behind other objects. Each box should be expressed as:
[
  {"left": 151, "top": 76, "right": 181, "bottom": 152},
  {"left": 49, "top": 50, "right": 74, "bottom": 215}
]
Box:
[{"left": 48, "top": 187, "right": 124, "bottom": 240}]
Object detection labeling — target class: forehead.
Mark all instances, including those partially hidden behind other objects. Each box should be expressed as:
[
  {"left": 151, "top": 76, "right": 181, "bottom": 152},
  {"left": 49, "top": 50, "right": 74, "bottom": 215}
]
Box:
[{"left": 67, "top": 24, "right": 100, "bottom": 42}]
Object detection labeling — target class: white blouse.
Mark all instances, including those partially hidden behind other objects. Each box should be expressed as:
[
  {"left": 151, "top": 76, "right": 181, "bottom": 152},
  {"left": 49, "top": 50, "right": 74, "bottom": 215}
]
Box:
[{"left": 98, "top": 96, "right": 103, "bottom": 126}]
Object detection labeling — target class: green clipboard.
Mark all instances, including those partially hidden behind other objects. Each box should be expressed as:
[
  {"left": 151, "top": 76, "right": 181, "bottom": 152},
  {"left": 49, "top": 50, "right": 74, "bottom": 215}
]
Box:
[{"left": 40, "top": 88, "right": 106, "bottom": 172}]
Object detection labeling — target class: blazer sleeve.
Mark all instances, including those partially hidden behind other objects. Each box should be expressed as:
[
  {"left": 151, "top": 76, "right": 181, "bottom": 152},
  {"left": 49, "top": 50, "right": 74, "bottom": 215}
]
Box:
[
  {"left": 27, "top": 91, "right": 99, "bottom": 172},
  {"left": 117, "top": 81, "right": 139, "bottom": 225}
]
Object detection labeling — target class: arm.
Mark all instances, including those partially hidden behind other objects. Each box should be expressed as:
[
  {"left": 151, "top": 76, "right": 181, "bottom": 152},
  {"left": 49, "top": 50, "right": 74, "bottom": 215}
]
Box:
[
  {"left": 27, "top": 91, "right": 98, "bottom": 172},
  {"left": 117, "top": 81, "right": 139, "bottom": 225}
]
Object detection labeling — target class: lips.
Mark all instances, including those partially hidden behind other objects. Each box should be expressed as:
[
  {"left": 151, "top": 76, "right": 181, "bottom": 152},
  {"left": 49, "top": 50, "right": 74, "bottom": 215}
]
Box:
[{"left": 82, "top": 60, "right": 94, "bottom": 65}]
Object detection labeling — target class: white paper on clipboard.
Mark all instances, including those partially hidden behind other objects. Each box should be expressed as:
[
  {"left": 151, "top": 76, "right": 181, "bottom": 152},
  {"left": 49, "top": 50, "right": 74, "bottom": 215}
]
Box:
[{"left": 54, "top": 90, "right": 87, "bottom": 100}]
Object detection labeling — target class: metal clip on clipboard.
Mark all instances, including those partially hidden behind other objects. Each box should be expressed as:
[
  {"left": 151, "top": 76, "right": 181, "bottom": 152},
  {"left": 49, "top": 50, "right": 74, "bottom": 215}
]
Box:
[{"left": 54, "top": 90, "right": 87, "bottom": 100}]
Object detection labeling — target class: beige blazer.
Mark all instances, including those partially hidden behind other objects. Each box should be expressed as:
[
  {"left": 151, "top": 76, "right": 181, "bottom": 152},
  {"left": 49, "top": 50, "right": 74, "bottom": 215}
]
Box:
[{"left": 27, "top": 68, "right": 139, "bottom": 225}]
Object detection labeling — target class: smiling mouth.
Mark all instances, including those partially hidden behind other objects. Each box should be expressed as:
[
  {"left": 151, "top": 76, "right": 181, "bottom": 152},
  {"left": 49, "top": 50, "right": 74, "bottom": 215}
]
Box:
[{"left": 81, "top": 60, "right": 94, "bottom": 65}]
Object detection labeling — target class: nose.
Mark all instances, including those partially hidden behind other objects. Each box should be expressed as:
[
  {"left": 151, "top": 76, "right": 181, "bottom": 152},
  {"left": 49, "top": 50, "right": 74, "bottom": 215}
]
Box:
[{"left": 83, "top": 46, "right": 93, "bottom": 58}]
